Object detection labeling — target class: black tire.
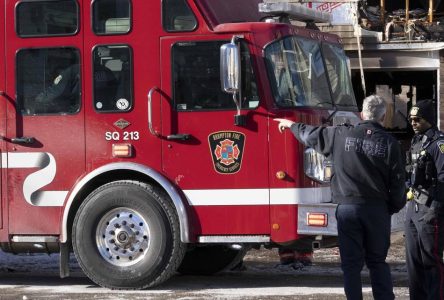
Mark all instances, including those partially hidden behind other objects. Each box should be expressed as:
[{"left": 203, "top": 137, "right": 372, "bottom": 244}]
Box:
[
  {"left": 72, "top": 180, "right": 185, "bottom": 289},
  {"left": 177, "top": 244, "right": 248, "bottom": 275}
]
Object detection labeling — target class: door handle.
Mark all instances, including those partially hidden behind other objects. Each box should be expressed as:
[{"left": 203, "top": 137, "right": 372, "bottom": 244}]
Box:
[
  {"left": 148, "top": 87, "right": 162, "bottom": 137},
  {"left": 11, "top": 137, "right": 35, "bottom": 144},
  {"left": 167, "top": 134, "right": 191, "bottom": 141},
  {"left": 1, "top": 92, "right": 35, "bottom": 145},
  {"left": 148, "top": 87, "right": 186, "bottom": 140}
]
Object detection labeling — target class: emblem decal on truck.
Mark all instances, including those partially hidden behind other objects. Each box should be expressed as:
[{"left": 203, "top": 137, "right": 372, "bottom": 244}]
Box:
[
  {"left": 208, "top": 131, "right": 245, "bottom": 174},
  {"left": 113, "top": 118, "right": 131, "bottom": 130}
]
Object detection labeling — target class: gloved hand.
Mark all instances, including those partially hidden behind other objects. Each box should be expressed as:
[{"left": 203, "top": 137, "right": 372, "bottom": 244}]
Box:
[
  {"left": 419, "top": 208, "right": 439, "bottom": 224},
  {"left": 406, "top": 188, "right": 414, "bottom": 201}
]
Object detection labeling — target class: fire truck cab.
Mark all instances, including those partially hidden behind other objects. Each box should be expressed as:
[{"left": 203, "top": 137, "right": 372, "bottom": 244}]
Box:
[{"left": 0, "top": 0, "right": 359, "bottom": 289}]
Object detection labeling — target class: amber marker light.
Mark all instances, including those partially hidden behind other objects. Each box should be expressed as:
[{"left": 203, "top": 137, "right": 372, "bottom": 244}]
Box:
[
  {"left": 276, "top": 171, "right": 286, "bottom": 180},
  {"left": 112, "top": 144, "right": 133, "bottom": 158},
  {"left": 307, "top": 213, "right": 328, "bottom": 227}
]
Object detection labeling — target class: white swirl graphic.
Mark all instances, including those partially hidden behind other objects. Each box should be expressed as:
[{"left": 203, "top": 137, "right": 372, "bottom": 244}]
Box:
[{"left": 2, "top": 152, "right": 68, "bottom": 206}]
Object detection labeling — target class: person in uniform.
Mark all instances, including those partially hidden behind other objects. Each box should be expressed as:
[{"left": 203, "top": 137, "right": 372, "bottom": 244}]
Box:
[
  {"left": 405, "top": 99, "right": 444, "bottom": 300},
  {"left": 35, "top": 64, "right": 80, "bottom": 114},
  {"left": 274, "top": 94, "right": 406, "bottom": 300}
]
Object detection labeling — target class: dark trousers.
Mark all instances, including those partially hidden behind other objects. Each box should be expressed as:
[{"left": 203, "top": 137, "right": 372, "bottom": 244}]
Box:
[
  {"left": 336, "top": 204, "right": 394, "bottom": 300},
  {"left": 405, "top": 201, "right": 444, "bottom": 300}
]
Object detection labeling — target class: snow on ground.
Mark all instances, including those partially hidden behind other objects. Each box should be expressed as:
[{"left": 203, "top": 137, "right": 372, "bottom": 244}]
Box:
[{"left": 0, "top": 236, "right": 409, "bottom": 299}]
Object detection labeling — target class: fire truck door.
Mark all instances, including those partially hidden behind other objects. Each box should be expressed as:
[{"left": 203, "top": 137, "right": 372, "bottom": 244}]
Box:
[
  {"left": 160, "top": 37, "right": 270, "bottom": 235},
  {"left": 4, "top": 0, "right": 85, "bottom": 235}
]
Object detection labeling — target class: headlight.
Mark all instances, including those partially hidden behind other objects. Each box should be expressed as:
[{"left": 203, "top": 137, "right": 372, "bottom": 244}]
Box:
[{"left": 304, "top": 148, "right": 332, "bottom": 183}]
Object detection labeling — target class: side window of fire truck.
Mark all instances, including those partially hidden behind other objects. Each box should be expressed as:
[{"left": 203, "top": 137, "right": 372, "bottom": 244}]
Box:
[
  {"left": 16, "top": 0, "right": 79, "bottom": 37},
  {"left": 162, "top": 0, "right": 197, "bottom": 32},
  {"left": 16, "top": 48, "right": 81, "bottom": 115},
  {"left": 93, "top": 45, "right": 133, "bottom": 112},
  {"left": 240, "top": 42, "right": 260, "bottom": 108},
  {"left": 92, "top": 0, "right": 131, "bottom": 35},
  {"left": 172, "top": 41, "right": 259, "bottom": 111}
]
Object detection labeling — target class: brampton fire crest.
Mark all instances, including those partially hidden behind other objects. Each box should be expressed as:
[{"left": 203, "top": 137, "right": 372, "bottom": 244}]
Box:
[{"left": 208, "top": 131, "right": 245, "bottom": 174}]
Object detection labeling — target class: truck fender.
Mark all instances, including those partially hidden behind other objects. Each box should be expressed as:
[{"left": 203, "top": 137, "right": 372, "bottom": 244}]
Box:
[{"left": 61, "top": 162, "right": 191, "bottom": 243}]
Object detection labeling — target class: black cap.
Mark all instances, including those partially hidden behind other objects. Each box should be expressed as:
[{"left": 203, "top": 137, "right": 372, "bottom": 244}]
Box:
[{"left": 410, "top": 100, "right": 436, "bottom": 125}]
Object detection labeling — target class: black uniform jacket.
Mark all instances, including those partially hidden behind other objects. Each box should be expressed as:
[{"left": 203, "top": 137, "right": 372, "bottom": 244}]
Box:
[
  {"left": 411, "top": 127, "right": 444, "bottom": 210},
  {"left": 290, "top": 120, "right": 406, "bottom": 214}
]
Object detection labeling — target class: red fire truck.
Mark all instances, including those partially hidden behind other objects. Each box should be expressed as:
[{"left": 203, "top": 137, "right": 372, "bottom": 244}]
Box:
[{"left": 0, "top": 0, "right": 359, "bottom": 289}]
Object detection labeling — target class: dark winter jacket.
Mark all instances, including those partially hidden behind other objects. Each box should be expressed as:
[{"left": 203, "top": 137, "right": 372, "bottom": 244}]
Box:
[
  {"left": 290, "top": 120, "right": 406, "bottom": 214},
  {"left": 409, "top": 127, "right": 444, "bottom": 210}
]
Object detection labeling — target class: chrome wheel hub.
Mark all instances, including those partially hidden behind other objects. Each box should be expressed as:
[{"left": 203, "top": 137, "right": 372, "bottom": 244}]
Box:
[{"left": 96, "top": 208, "right": 150, "bottom": 267}]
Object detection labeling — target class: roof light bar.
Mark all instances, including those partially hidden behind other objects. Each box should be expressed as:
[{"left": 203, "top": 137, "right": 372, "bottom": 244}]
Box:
[{"left": 259, "top": 2, "right": 332, "bottom": 23}]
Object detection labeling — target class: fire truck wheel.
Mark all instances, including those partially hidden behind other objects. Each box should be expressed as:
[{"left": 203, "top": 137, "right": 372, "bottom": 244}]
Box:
[
  {"left": 72, "top": 180, "right": 185, "bottom": 289},
  {"left": 177, "top": 244, "right": 248, "bottom": 275}
]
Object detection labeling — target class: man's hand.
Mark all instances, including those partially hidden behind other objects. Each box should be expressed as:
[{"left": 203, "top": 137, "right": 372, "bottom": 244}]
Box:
[{"left": 274, "top": 118, "right": 295, "bottom": 133}]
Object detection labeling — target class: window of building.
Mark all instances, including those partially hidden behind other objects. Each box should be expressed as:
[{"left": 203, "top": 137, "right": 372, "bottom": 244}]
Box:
[
  {"left": 162, "top": 0, "right": 197, "bottom": 32},
  {"left": 93, "top": 45, "right": 132, "bottom": 112},
  {"left": 17, "top": 47, "right": 81, "bottom": 115},
  {"left": 172, "top": 41, "right": 259, "bottom": 111},
  {"left": 16, "top": 0, "right": 79, "bottom": 37},
  {"left": 92, "top": 0, "right": 131, "bottom": 35}
]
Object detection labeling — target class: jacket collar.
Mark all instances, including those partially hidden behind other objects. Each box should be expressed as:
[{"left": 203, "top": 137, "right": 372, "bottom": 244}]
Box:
[{"left": 357, "top": 120, "right": 384, "bottom": 129}]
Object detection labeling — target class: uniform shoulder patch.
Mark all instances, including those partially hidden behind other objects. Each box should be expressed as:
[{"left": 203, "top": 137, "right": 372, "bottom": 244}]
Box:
[{"left": 438, "top": 141, "right": 444, "bottom": 154}]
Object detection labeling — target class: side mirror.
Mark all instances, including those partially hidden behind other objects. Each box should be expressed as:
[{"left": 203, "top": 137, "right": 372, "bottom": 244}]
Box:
[
  {"left": 220, "top": 38, "right": 246, "bottom": 126},
  {"left": 220, "top": 42, "right": 240, "bottom": 94}
]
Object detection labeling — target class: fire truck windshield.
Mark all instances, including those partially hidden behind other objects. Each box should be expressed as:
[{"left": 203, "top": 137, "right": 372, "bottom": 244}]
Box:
[{"left": 265, "top": 36, "right": 357, "bottom": 110}]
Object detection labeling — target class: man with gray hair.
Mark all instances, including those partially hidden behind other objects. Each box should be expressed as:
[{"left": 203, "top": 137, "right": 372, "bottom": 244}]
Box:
[
  {"left": 274, "top": 94, "right": 405, "bottom": 300},
  {"left": 361, "top": 94, "right": 387, "bottom": 121}
]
